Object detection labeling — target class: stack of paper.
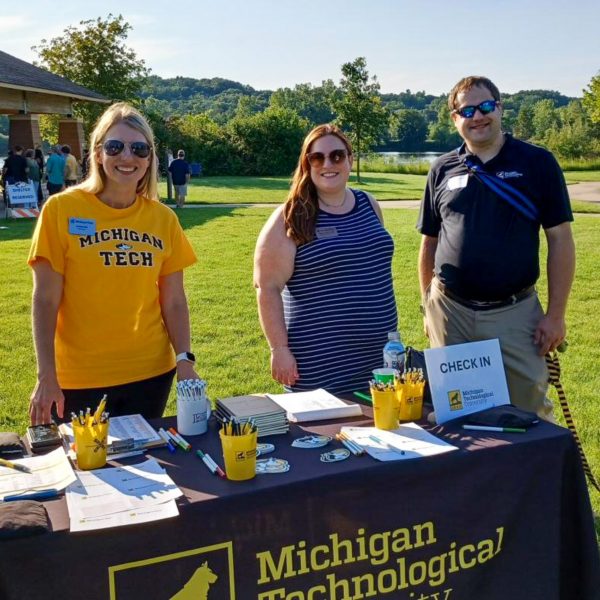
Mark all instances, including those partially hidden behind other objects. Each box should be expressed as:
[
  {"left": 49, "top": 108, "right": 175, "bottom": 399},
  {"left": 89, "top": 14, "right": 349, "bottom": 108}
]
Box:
[
  {"left": 66, "top": 457, "right": 182, "bottom": 532},
  {"left": 216, "top": 395, "right": 289, "bottom": 437},
  {"left": 267, "top": 389, "right": 363, "bottom": 423},
  {"left": 0, "top": 447, "right": 76, "bottom": 499}
]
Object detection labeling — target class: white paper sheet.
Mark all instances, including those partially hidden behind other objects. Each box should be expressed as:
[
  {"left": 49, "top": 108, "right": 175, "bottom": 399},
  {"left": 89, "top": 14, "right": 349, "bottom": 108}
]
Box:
[
  {"left": 69, "top": 499, "right": 179, "bottom": 532},
  {"left": 341, "top": 423, "right": 458, "bottom": 461},
  {"left": 0, "top": 448, "right": 76, "bottom": 499},
  {"left": 267, "top": 389, "right": 362, "bottom": 422},
  {"left": 66, "top": 457, "right": 183, "bottom": 530}
]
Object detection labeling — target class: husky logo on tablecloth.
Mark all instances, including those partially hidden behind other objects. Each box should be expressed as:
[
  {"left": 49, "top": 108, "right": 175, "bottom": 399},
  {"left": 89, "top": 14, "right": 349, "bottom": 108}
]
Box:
[{"left": 170, "top": 561, "right": 217, "bottom": 600}]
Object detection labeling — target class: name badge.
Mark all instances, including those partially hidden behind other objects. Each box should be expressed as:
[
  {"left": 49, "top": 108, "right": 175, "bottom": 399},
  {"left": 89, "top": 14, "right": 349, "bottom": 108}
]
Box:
[
  {"left": 68, "top": 218, "right": 96, "bottom": 236},
  {"left": 315, "top": 226, "right": 338, "bottom": 239},
  {"left": 447, "top": 174, "right": 469, "bottom": 191}
]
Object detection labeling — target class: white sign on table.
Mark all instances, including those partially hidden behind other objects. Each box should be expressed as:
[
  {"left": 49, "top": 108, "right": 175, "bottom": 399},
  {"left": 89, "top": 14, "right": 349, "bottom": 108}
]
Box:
[{"left": 424, "top": 339, "right": 510, "bottom": 424}]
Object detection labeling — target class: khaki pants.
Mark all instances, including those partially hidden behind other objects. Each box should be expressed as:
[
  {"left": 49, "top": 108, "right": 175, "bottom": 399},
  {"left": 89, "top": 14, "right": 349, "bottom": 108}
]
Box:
[{"left": 425, "top": 278, "right": 554, "bottom": 421}]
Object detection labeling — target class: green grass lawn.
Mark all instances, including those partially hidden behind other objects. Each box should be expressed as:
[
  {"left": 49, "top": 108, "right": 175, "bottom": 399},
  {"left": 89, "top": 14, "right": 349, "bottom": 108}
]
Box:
[
  {"left": 1, "top": 208, "right": 599, "bottom": 522},
  {"left": 160, "top": 171, "right": 600, "bottom": 206},
  {"left": 159, "top": 173, "right": 427, "bottom": 203}
]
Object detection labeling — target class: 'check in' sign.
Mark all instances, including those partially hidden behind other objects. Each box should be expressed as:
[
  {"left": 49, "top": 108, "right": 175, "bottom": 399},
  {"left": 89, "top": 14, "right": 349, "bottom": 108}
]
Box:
[{"left": 424, "top": 339, "right": 510, "bottom": 424}]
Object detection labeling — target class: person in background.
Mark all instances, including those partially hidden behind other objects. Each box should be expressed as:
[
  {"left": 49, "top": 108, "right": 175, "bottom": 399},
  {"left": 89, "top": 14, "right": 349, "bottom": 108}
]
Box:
[
  {"left": 45, "top": 146, "right": 65, "bottom": 196},
  {"left": 254, "top": 124, "right": 397, "bottom": 395},
  {"left": 62, "top": 145, "right": 79, "bottom": 187},
  {"left": 28, "top": 102, "right": 199, "bottom": 425},
  {"left": 24, "top": 149, "right": 41, "bottom": 206},
  {"left": 168, "top": 149, "right": 191, "bottom": 208},
  {"left": 34, "top": 146, "right": 45, "bottom": 205},
  {"left": 2, "top": 145, "right": 28, "bottom": 184},
  {"left": 80, "top": 148, "right": 90, "bottom": 180},
  {"left": 417, "top": 75, "right": 575, "bottom": 421}
]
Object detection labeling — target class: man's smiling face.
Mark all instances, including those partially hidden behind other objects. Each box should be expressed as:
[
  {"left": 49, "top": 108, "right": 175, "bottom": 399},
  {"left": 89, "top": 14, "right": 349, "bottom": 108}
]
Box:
[{"left": 452, "top": 85, "right": 503, "bottom": 152}]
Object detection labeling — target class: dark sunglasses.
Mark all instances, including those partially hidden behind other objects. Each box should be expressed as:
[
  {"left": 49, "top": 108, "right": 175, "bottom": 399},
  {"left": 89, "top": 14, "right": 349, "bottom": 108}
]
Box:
[
  {"left": 102, "top": 139, "right": 152, "bottom": 158},
  {"left": 453, "top": 99, "right": 499, "bottom": 119},
  {"left": 306, "top": 149, "right": 350, "bottom": 168}
]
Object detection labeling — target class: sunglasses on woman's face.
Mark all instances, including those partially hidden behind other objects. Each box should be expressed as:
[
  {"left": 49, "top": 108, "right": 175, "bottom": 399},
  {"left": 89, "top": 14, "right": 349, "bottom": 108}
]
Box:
[
  {"left": 102, "top": 139, "right": 152, "bottom": 158},
  {"left": 452, "top": 99, "right": 498, "bottom": 119},
  {"left": 306, "top": 149, "right": 350, "bottom": 168}
]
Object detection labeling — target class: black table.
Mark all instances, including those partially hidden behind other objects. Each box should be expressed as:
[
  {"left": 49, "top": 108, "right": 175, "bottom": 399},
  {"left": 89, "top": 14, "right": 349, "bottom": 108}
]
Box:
[{"left": 1, "top": 409, "right": 598, "bottom": 600}]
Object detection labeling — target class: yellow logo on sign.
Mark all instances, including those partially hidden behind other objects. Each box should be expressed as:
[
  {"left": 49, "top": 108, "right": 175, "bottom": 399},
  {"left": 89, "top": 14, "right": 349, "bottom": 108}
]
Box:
[{"left": 448, "top": 390, "right": 463, "bottom": 411}]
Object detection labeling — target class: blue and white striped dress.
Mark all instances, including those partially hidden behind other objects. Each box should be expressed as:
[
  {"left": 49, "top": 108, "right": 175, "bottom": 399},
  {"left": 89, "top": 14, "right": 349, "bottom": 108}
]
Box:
[{"left": 283, "top": 189, "right": 397, "bottom": 395}]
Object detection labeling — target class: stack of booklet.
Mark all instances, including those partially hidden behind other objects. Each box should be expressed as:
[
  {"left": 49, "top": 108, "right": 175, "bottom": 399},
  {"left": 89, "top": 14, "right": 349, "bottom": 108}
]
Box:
[
  {"left": 267, "top": 389, "right": 363, "bottom": 423},
  {"left": 215, "top": 395, "right": 289, "bottom": 437}
]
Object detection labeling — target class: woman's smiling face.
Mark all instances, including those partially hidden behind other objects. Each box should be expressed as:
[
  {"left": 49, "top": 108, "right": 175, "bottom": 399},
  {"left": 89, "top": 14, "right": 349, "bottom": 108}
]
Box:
[
  {"left": 308, "top": 134, "right": 352, "bottom": 196},
  {"left": 96, "top": 121, "right": 151, "bottom": 192}
]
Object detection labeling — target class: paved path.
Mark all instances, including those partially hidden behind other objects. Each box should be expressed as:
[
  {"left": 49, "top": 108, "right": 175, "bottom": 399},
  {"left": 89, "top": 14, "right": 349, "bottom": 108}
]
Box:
[{"left": 568, "top": 182, "right": 600, "bottom": 204}]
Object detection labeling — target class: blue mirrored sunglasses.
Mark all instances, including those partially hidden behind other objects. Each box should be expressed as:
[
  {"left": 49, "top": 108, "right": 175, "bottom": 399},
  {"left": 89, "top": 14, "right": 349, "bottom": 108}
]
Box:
[{"left": 453, "top": 100, "right": 498, "bottom": 119}]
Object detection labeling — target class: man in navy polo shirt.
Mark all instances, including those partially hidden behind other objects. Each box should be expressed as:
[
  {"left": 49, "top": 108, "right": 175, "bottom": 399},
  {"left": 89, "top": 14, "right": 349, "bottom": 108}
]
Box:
[
  {"left": 417, "top": 75, "right": 575, "bottom": 420},
  {"left": 168, "top": 149, "right": 191, "bottom": 208}
]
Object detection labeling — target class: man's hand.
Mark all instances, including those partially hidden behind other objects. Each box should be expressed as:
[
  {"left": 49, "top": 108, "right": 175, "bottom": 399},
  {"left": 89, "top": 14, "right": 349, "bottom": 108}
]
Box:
[{"left": 534, "top": 314, "right": 566, "bottom": 356}]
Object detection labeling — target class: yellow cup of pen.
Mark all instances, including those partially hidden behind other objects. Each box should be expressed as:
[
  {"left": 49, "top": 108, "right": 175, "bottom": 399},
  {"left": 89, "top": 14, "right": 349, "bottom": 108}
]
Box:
[
  {"left": 219, "top": 429, "right": 257, "bottom": 481},
  {"left": 74, "top": 421, "right": 109, "bottom": 470},
  {"left": 398, "top": 382, "right": 425, "bottom": 422},
  {"left": 371, "top": 387, "right": 399, "bottom": 430}
]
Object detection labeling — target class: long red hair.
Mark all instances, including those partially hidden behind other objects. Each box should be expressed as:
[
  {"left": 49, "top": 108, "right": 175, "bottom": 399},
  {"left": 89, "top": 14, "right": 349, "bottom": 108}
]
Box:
[{"left": 284, "top": 124, "right": 352, "bottom": 245}]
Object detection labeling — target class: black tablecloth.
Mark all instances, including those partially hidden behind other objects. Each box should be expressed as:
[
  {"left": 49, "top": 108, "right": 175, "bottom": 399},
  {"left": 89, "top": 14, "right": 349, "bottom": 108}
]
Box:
[{"left": 1, "top": 408, "right": 598, "bottom": 600}]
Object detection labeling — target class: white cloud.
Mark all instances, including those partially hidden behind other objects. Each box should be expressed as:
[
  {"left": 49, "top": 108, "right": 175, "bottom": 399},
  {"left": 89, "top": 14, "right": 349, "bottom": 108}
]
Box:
[{"left": 0, "top": 15, "right": 28, "bottom": 33}]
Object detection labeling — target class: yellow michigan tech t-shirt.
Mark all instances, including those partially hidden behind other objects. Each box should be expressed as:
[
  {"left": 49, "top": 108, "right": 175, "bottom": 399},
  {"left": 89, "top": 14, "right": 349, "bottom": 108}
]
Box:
[{"left": 28, "top": 189, "right": 197, "bottom": 388}]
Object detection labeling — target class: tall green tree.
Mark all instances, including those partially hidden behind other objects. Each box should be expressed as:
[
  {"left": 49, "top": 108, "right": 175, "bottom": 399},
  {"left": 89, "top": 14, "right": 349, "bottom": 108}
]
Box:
[
  {"left": 583, "top": 71, "right": 600, "bottom": 124},
  {"left": 333, "top": 57, "right": 388, "bottom": 182},
  {"left": 513, "top": 103, "right": 535, "bottom": 140},
  {"left": 227, "top": 107, "right": 309, "bottom": 175},
  {"left": 270, "top": 81, "right": 338, "bottom": 126},
  {"left": 428, "top": 103, "right": 461, "bottom": 149},
  {"left": 33, "top": 14, "right": 148, "bottom": 132},
  {"left": 391, "top": 109, "right": 428, "bottom": 150},
  {"left": 531, "top": 99, "right": 560, "bottom": 141}
]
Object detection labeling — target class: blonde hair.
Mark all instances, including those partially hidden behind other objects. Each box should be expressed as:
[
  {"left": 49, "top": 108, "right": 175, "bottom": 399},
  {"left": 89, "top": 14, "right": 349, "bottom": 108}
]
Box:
[
  {"left": 284, "top": 124, "right": 352, "bottom": 245},
  {"left": 78, "top": 102, "right": 158, "bottom": 200}
]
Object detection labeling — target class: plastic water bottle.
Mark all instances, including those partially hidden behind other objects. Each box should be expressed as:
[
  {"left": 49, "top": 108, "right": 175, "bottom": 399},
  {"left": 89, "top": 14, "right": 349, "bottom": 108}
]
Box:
[{"left": 383, "top": 332, "right": 406, "bottom": 372}]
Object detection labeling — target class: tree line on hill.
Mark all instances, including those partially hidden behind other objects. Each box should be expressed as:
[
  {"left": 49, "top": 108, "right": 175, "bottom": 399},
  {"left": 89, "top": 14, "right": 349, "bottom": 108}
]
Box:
[{"left": 2, "top": 14, "right": 599, "bottom": 177}]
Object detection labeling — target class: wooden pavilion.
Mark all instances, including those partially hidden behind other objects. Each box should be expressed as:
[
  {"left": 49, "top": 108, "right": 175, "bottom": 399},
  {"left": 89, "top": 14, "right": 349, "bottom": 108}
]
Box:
[{"left": 0, "top": 50, "right": 109, "bottom": 159}]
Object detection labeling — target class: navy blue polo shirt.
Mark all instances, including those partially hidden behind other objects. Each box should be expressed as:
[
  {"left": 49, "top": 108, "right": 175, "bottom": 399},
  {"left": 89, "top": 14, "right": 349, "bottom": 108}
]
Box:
[
  {"left": 417, "top": 134, "right": 572, "bottom": 301},
  {"left": 168, "top": 158, "right": 190, "bottom": 186}
]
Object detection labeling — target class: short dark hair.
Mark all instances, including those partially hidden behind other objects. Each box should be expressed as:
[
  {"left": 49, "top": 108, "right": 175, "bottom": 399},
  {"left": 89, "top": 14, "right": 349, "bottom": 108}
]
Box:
[
  {"left": 177, "top": 149, "right": 185, "bottom": 157},
  {"left": 448, "top": 76, "right": 501, "bottom": 111},
  {"left": 14, "top": 145, "right": 23, "bottom": 152},
  {"left": 61, "top": 145, "right": 71, "bottom": 154}
]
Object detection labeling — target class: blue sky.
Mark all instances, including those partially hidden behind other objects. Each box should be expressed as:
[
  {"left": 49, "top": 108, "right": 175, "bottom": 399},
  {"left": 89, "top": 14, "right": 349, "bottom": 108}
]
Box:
[{"left": 2, "top": 0, "right": 599, "bottom": 97}]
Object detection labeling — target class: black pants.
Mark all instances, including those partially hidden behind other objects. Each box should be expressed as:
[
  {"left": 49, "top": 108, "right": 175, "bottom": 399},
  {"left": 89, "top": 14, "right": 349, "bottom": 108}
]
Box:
[
  {"left": 55, "top": 369, "right": 176, "bottom": 424},
  {"left": 47, "top": 182, "right": 63, "bottom": 196}
]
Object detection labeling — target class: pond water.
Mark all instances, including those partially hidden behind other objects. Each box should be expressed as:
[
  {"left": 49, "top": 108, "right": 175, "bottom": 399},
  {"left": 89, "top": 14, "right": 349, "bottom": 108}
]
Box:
[{"left": 376, "top": 152, "right": 443, "bottom": 164}]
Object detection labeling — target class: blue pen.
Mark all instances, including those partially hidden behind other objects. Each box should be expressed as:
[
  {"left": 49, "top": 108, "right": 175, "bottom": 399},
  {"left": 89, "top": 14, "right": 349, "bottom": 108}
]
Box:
[{"left": 4, "top": 489, "right": 59, "bottom": 502}]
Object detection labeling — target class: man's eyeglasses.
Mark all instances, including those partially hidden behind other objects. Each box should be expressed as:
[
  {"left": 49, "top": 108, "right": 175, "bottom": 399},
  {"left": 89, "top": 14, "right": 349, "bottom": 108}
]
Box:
[
  {"left": 453, "top": 100, "right": 499, "bottom": 119},
  {"left": 306, "top": 149, "right": 350, "bottom": 168},
  {"left": 102, "top": 139, "right": 152, "bottom": 158}
]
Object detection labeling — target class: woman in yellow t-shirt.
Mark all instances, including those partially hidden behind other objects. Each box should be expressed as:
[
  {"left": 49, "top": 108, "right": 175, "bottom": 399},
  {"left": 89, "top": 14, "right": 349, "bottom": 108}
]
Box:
[{"left": 28, "top": 103, "right": 199, "bottom": 425}]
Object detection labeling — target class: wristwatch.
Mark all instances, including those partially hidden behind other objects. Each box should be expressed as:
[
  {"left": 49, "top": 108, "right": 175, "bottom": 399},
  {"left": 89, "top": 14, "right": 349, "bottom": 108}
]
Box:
[{"left": 175, "top": 351, "right": 196, "bottom": 364}]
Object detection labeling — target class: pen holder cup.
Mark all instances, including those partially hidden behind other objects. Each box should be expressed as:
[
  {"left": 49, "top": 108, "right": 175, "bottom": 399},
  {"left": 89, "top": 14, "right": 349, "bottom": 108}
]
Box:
[
  {"left": 371, "top": 388, "right": 399, "bottom": 430},
  {"left": 397, "top": 383, "right": 425, "bottom": 422},
  {"left": 177, "top": 395, "right": 210, "bottom": 436},
  {"left": 74, "top": 422, "right": 109, "bottom": 470},
  {"left": 219, "top": 429, "right": 257, "bottom": 481},
  {"left": 372, "top": 368, "right": 397, "bottom": 384}
]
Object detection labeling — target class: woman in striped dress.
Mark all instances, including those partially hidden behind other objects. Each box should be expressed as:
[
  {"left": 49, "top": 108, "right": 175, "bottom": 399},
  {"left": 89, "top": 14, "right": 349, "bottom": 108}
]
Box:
[{"left": 253, "top": 124, "right": 398, "bottom": 395}]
